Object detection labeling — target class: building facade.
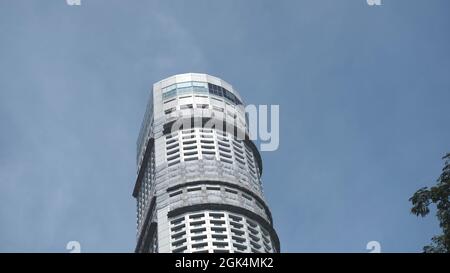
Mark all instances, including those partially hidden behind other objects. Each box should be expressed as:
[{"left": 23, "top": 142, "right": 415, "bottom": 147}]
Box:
[{"left": 133, "top": 73, "right": 279, "bottom": 253}]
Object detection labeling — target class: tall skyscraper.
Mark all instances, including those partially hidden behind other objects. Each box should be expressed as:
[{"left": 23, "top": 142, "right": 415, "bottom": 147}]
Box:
[{"left": 133, "top": 73, "right": 279, "bottom": 253}]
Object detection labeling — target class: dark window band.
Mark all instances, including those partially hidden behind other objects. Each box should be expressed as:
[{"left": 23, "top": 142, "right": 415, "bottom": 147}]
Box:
[
  {"left": 133, "top": 138, "right": 154, "bottom": 198},
  {"left": 135, "top": 196, "right": 157, "bottom": 253}
]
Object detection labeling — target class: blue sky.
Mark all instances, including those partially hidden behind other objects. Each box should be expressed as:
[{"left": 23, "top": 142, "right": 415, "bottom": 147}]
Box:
[{"left": 1, "top": 0, "right": 449, "bottom": 252}]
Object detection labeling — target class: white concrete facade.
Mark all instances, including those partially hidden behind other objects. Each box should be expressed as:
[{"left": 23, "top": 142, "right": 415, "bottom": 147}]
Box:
[{"left": 133, "top": 73, "right": 279, "bottom": 253}]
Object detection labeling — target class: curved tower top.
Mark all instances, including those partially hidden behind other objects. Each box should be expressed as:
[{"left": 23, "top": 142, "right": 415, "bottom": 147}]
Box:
[{"left": 133, "top": 73, "right": 279, "bottom": 253}]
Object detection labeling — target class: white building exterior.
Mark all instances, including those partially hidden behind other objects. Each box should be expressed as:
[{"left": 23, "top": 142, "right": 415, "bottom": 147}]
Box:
[{"left": 133, "top": 73, "right": 279, "bottom": 253}]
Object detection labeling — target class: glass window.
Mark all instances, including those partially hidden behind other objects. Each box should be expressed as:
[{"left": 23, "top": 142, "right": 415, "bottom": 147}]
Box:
[
  {"left": 197, "top": 104, "right": 209, "bottom": 109},
  {"left": 177, "top": 82, "right": 192, "bottom": 88},
  {"left": 193, "top": 81, "right": 207, "bottom": 87},
  {"left": 177, "top": 86, "right": 193, "bottom": 95},
  {"left": 162, "top": 84, "right": 176, "bottom": 93},
  {"left": 180, "top": 104, "right": 193, "bottom": 109},
  {"left": 163, "top": 89, "right": 177, "bottom": 100},
  {"left": 193, "top": 86, "right": 208, "bottom": 94},
  {"left": 208, "top": 83, "right": 223, "bottom": 97},
  {"left": 223, "top": 89, "right": 236, "bottom": 104},
  {"left": 165, "top": 107, "right": 176, "bottom": 115},
  {"left": 204, "top": 83, "right": 244, "bottom": 106}
]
